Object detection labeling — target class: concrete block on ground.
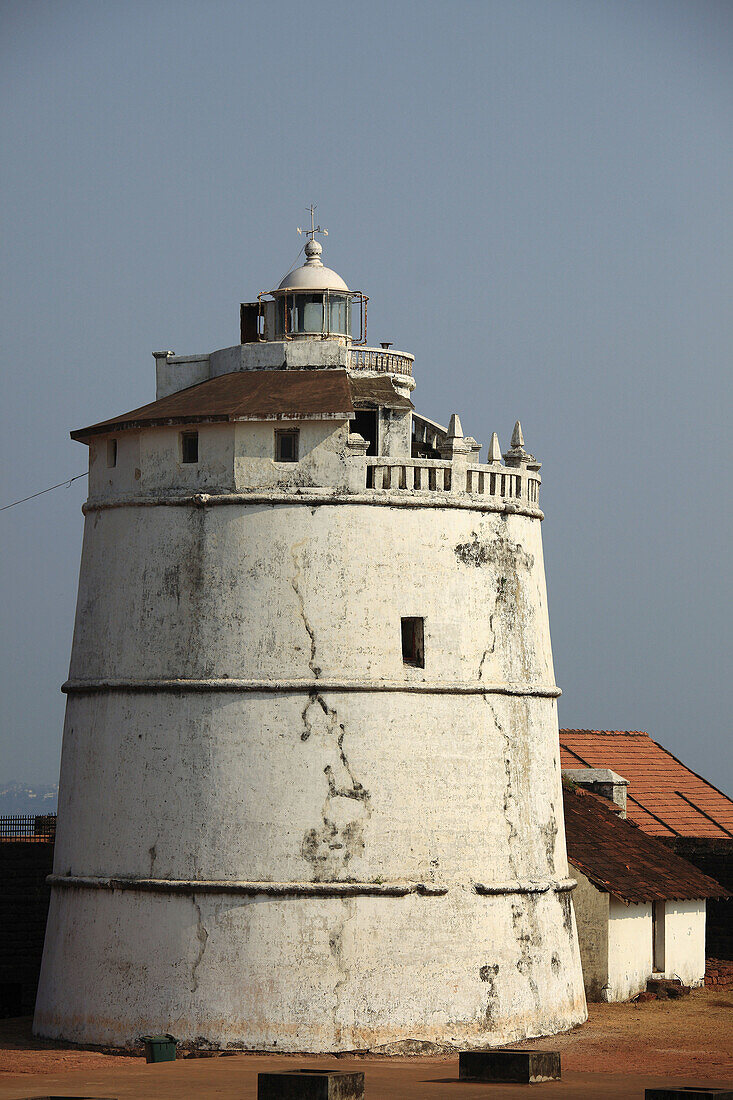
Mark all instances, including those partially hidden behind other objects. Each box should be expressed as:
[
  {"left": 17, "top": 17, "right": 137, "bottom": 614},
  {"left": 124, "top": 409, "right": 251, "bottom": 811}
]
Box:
[
  {"left": 459, "top": 1049, "right": 561, "bottom": 1082},
  {"left": 645, "top": 1090, "right": 733, "bottom": 1099},
  {"left": 257, "top": 1069, "right": 365, "bottom": 1099}
]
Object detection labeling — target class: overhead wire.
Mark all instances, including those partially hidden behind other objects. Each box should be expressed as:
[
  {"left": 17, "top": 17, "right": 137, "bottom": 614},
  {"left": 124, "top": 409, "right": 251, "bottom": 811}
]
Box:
[{"left": 0, "top": 472, "right": 88, "bottom": 512}]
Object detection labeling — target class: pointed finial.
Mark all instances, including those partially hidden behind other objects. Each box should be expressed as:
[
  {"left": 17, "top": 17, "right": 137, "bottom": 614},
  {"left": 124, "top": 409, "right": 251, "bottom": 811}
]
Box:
[
  {"left": 488, "top": 432, "right": 502, "bottom": 463},
  {"left": 448, "top": 413, "right": 463, "bottom": 439},
  {"left": 504, "top": 419, "right": 539, "bottom": 468}
]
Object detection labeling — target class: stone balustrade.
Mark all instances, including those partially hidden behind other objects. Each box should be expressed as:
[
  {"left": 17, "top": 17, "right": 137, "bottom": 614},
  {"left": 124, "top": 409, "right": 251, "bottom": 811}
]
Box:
[
  {"left": 365, "top": 457, "right": 541, "bottom": 506},
  {"left": 347, "top": 346, "right": 414, "bottom": 376}
]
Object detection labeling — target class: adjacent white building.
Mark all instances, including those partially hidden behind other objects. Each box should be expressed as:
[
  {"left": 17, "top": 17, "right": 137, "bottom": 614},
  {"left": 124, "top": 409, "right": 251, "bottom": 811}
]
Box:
[
  {"left": 35, "top": 226, "right": 588, "bottom": 1050},
  {"left": 562, "top": 771, "right": 726, "bottom": 1002}
]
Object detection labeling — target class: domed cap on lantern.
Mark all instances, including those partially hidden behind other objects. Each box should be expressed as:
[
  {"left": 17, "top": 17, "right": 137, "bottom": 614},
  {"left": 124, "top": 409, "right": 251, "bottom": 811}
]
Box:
[
  {"left": 277, "top": 238, "right": 350, "bottom": 293},
  {"left": 270, "top": 206, "right": 353, "bottom": 339}
]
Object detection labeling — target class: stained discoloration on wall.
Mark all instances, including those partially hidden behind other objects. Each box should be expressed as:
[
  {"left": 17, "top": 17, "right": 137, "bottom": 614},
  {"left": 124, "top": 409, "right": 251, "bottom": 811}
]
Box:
[
  {"left": 300, "top": 695, "right": 371, "bottom": 881},
  {"left": 570, "top": 868, "right": 610, "bottom": 1001},
  {"left": 455, "top": 531, "right": 534, "bottom": 572}
]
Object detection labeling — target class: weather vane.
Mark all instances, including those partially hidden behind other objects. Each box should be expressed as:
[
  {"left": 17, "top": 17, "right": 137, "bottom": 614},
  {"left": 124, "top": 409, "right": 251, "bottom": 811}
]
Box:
[{"left": 297, "top": 204, "right": 328, "bottom": 243}]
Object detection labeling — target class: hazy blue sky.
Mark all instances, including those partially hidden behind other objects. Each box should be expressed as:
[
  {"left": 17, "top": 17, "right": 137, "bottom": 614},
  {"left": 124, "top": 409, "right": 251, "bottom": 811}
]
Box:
[{"left": 1, "top": 0, "right": 731, "bottom": 793}]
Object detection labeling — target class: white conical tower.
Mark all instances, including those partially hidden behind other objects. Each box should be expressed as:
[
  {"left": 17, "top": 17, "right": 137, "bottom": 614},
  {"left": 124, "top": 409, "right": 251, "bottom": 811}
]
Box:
[{"left": 35, "top": 226, "right": 586, "bottom": 1051}]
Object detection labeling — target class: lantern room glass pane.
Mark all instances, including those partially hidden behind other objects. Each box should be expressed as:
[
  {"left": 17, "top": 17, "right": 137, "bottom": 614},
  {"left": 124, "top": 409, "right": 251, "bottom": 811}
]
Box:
[
  {"left": 329, "top": 295, "right": 349, "bottom": 335},
  {"left": 301, "top": 294, "right": 324, "bottom": 333}
]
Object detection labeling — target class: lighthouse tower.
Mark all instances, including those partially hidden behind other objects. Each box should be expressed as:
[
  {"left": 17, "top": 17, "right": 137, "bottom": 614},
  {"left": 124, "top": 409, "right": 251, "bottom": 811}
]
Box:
[{"left": 35, "top": 220, "right": 587, "bottom": 1050}]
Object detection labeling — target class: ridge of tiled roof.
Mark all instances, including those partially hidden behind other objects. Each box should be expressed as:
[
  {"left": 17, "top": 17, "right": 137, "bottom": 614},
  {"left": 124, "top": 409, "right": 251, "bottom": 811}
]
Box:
[
  {"left": 561, "top": 729, "right": 649, "bottom": 736},
  {"left": 559, "top": 729, "right": 733, "bottom": 840},
  {"left": 562, "top": 784, "right": 729, "bottom": 905}
]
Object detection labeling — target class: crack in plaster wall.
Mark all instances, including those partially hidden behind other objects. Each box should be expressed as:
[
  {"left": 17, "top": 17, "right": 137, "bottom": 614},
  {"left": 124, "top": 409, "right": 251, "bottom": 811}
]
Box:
[
  {"left": 477, "top": 613, "right": 496, "bottom": 681},
  {"left": 328, "top": 898, "right": 357, "bottom": 1045},
  {"left": 486, "top": 700, "right": 520, "bottom": 880},
  {"left": 290, "top": 539, "right": 321, "bottom": 678},
  {"left": 191, "top": 899, "right": 209, "bottom": 993}
]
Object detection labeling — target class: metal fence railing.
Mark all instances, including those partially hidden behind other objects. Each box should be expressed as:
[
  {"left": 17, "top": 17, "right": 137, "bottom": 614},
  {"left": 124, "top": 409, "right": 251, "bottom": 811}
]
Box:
[{"left": 0, "top": 813, "right": 57, "bottom": 842}]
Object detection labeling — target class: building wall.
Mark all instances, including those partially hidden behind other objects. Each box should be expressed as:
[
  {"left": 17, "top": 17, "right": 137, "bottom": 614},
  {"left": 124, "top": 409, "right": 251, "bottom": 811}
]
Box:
[
  {"left": 663, "top": 900, "right": 706, "bottom": 987},
  {"left": 233, "top": 420, "right": 352, "bottom": 490},
  {"left": 568, "top": 868, "right": 609, "bottom": 1001},
  {"left": 89, "top": 421, "right": 367, "bottom": 499},
  {"left": 36, "top": 489, "right": 587, "bottom": 1049},
  {"left": 607, "top": 898, "right": 652, "bottom": 1001},
  {"left": 0, "top": 841, "right": 54, "bottom": 1016},
  {"left": 670, "top": 839, "right": 733, "bottom": 960}
]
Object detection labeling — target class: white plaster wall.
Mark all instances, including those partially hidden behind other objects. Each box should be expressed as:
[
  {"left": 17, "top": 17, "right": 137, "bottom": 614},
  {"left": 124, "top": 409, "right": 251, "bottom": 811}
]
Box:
[
  {"left": 51, "top": 691, "right": 563, "bottom": 887},
  {"left": 89, "top": 432, "right": 141, "bottom": 497},
  {"left": 36, "top": 491, "right": 585, "bottom": 1048},
  {"left": 36, "top": 885, "right": 583, "bottom": 1050},
  {"left": 139, "top": 424, "right": 236, "bottom": 493},
  {"left": 569, "top": 869, "right": 610, "bottom": 1001},
  {"left": 207, "top": 341, "right": 350, "bottom": 379},
  {"left": 66, "top": 504, "right": 556, "bottom": 689},
  {"left": 233, "top": 420, "right": 352, "bottom": 490},
  {"left": 156, "top": 356, "right": 209, "bottom": 399},
  {"left": 378, "top": 409, "right": 412, "bottom": 458},
  {"left": 607, "top": 898, "right": 652, "bottom": 1001},
  {"left": 86, "top": 421, "right": 359, "bottom": 498},
  {"left": 663, "top": 900, "right": 706, "bottom": 987}
]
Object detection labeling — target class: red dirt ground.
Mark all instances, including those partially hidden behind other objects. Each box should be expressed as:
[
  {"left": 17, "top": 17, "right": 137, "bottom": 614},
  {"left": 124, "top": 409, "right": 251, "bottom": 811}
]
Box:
[{"left": 0, "top": 989, "right": 731, "bottom": 1098}]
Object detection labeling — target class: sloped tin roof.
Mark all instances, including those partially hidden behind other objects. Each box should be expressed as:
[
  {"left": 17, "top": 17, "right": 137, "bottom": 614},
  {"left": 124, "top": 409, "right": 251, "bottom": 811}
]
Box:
[
  {"left": 562, "top": 784, "right": 728, "bottom": 904},
  {"left": 71, "top": 370, "right": 414, "bottom": 441},
  {"left": 350, "top": 375, "right": 413, "bottom": 410},
  {"left": 559, "top": 730, "right": 733, "bottom": 840},
  {"left": 71, "top": 370, "right": 356, "bottom": 440}
]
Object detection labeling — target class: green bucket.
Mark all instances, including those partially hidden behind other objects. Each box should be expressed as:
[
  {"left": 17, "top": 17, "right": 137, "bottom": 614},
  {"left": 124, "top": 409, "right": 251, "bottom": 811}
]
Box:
[{"left": 140, "top": 1033, "right": 178, "bottom": 1063}]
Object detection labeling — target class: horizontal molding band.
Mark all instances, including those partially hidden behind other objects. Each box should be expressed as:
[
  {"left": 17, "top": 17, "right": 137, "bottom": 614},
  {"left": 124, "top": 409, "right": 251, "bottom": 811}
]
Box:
[
  {"left": 473, "top": 879, "right": 577, "bottom": 895},
  {"left": 62, "top": 677, "right": 562, "bottom": 699},
  {"left": 82, "top": 490, "right": 543, "bottom": 521},
  {"left": 48, "top": 875, "right": 448, "bottom": 898},
  {"left": 48, "top": 875, "right": 575, "bottom": 898}
]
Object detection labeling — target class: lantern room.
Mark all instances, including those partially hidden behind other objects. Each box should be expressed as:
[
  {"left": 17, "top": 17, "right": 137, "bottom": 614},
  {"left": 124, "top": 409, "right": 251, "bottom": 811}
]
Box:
[{"left": 239, "top": 212, "right": 367, "bottom": 344}]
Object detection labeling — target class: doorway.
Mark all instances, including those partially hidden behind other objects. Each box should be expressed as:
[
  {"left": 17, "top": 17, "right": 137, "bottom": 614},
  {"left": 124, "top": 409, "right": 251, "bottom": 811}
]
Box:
[
  {"left": 353, "top": 410, "right": 378, "bottom": 456},
  {"left": 652, "top": 901, "right": 666, "bottom": 973}
]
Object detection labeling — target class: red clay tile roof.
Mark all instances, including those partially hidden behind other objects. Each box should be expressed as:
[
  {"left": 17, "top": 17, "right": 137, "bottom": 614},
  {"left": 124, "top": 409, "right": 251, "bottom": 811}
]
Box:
[
  {"left": 71, "top": 370, "right": 355, "bottom": 440},
  {"left": 562, "top": 784, "right": 728, "bottom": 904},
  {"left": 559, "top": 730, "right": 733, "bottom": 840}
]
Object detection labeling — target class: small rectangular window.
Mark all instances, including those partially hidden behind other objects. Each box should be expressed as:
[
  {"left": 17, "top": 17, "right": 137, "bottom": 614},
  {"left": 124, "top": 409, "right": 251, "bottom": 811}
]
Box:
[
  {"left": 181, "top": 431, "right": 199, "bottom": 464},
  {"left": 275, "top": 429, "right": 299, "bottom": 463},
  {"left": 401, "top": 616, "right": 425, "bottom": 668},
  {"left": 106, "top": 438, "right": 117, "bottom": 468}
]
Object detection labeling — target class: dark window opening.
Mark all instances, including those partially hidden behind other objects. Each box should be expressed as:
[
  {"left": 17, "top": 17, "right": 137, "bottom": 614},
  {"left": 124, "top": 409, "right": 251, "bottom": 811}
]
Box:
[
  {"left": 275, "top": 429, "right": 299, "bottom": 462},
  {"left": 353, "top": 409, "right": 378, "bottom": 456},
  {"left": 107, "top": 438, "right": 117, "bottom": 468},
  {"left": 401, "top": 616, "right": 425, "bottom": 668},
  {"left": 181, "top": 431, "right": 199, "bottom": 464}
]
